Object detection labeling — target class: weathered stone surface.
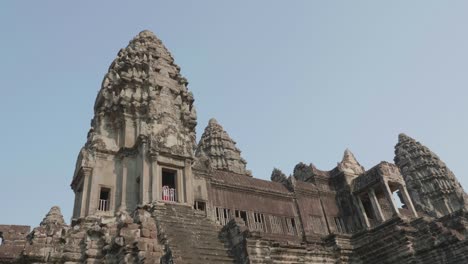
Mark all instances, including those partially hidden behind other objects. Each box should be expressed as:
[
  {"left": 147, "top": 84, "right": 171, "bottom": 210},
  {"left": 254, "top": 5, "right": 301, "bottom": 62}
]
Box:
[
  {"left": 395, "top": 133, "right": 467, "bottom": 217},
  {"left": 195, "top": 118, "right": 249, "bottom": 175}
]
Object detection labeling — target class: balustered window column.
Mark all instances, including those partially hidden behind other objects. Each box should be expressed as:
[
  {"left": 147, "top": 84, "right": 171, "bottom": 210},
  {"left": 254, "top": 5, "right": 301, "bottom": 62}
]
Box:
[{"left": 368, "top": 188, "right": 385, "bottom": 222}]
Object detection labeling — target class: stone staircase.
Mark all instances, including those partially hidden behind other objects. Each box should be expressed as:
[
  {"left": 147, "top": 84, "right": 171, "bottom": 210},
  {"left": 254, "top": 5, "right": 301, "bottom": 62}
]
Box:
[{"left": 153, "top": 203, "right": 236, "bottom": 264}]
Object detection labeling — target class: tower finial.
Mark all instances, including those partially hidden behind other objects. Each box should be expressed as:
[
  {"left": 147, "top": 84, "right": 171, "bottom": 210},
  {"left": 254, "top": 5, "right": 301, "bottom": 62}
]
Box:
[{"left": 338, "top": 148, "right": 364, "bottom": 175}]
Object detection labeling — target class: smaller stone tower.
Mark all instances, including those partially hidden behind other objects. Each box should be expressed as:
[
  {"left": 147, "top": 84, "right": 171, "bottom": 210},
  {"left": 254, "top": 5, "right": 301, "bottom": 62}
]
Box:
[
  {"left": 394, "top": 133, "right": 467, "bottom": 217},
  {"left": 195, "top": 118, "right": 249, "bottom": 175}
]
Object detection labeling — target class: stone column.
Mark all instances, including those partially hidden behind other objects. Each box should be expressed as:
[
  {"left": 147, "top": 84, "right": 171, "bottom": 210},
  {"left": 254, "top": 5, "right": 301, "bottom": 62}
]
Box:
[
  {"left": 383, "top": 180, "right": 401, "bottom": 217},
  {"left": 184, "top": 159, "right": 194, "bottom": 206},
  {"left": 399, "top": 184, "right": 418, "bottom": 217},
  {"left": 80, "top": 168, "right": 93, "bottom": 217},
  {"left": 176, "top": 168, "right": 185, "bottom": 203},
  {"left": 150, "top": 155, "right": 160, "bottom": 202},
  {"left": 119, "top": 158, "right": 128, "bottom": 211},
  {"left": 369, "top": 188, "right": 385, "bottom": 222},
  {"left": 139, "top": 139, "right": 150, "bottom": 204},
  {"left": 354, "top": 195, "right": 370, "bottom": 228},
  {"left": 124, "top": 115, "right": 135, "bottom": 148}
]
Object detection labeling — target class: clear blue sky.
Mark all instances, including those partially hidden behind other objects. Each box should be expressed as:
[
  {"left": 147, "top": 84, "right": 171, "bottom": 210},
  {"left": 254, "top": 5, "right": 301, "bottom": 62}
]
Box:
[{"left": 1, "top": 1, "right": 467, "bottom": 227}]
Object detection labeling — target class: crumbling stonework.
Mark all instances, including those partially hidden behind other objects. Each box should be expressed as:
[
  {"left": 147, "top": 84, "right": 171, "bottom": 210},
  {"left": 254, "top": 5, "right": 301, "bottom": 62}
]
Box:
[
  {"left": 270, "top": 168, "right": 288, "bottom": 184},
  {"left": 1, "top": 30, "right": 468, "bottom": 263}
]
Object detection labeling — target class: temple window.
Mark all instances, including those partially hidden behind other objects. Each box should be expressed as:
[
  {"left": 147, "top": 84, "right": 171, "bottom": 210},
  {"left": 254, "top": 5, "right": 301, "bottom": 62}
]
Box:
[
  {"left": 235, "top": 209, "right": 248, "bottom": 224},
  {"left": 285, "top": 218, "right": 297, "bottom": 236},
  {"left": 162, "top": 169, "right": 177, "bottom": 202},
  {"left": 388, "top": 182, "right": 417, "bottom": 218},
  {"left": 215, "top": 207, "right": 232, "bottom": 225},
  {"left": 98, "top": 187, "right": 110, "bottom": 211},
  {"left": 392, "top": 190, "right": 405, "bottom": 209},
  {"left": 269, "top": 215, "right": 283, "bottom": 234},
  {"left": 194, "top": 201, "right": 206, "bottom": 211},
  {"left": 361, "top": 196, "right": 375, "bottom": 224},
  {"left": 252, "top": 212, "right": 266, "bottom": 232}
]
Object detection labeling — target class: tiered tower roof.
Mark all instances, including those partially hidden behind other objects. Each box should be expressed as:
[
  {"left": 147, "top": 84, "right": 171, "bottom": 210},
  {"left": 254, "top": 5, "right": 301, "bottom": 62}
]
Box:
[
  {"left": 87, "top": 30, "right": 197, "bottom": 157},
  {"left": 195, "top": 118, "right": 248, "bottom": 175},
  {"left": 394, "top": 133, "right": 467, "bottom": 216}
]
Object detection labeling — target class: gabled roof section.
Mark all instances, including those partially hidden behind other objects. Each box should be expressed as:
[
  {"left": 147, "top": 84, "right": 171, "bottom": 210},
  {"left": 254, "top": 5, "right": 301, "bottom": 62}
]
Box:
[{"left": 337, "top": 149, "right": 365, "bottom": 175}]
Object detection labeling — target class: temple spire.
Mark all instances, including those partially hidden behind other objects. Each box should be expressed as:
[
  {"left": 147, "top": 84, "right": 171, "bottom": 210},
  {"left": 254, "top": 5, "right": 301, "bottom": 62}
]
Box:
[
  {"left": 91, "top": 29, "right": 197, "bottom": 154},
  {"left": 195, "top": 118, "right": 249, "bottom": 175},
  {"left": 40, "top": 206, "right": 65, "bottom": 226},
  {"left": 394, "top": 133, "right": 467, "bottom": 217},
  {"left": 71, "top": 30, "right": 198, "bottom": 217}
]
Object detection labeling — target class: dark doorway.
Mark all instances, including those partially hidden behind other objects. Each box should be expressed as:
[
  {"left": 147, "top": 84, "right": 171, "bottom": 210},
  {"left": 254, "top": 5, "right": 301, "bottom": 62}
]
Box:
[
  {"left": 98, "top": 187, "right": 111, "bottom": 211},
  {"left": 162, "top": 169, "right": 177, "bottom": 202},
  {"left": 194, "top": 201, "right": 206, "bottom": 211},
  {"left": 162, "top": 169, "right": 176, "bottom": 189}
]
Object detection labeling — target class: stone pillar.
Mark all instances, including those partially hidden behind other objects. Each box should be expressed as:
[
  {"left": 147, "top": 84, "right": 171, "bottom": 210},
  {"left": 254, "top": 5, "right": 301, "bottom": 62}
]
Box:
[
  {"left": 80, "top": 168, "right": 93, "bottom": 217},
  {"left": 177, "top": 168, "right": 185, "bottom": 203},
  {"left": 184, "top": 159, "right": 194, "bottom": 206},
  {"left": 369, "top": 188, "right": 385, "bottom": 222},
  {"left": 399, "top": 184, "right": 418, "bottom": 217},
  {"left": 119, "top": 158, "right": 128, "bottom": 211},
  {"left": 124, "top": 116, "right": 135, "bottom": 148},
  {"left": 139, "top": 140, "right": 150, "bottom": 204},
  {"left": 383, "top": 181, "right": 401, "bottom": 217},
  {"left": 355, "top": 196, "right": 370, "bottom": 228},
  {"left": 150, "top": 155, "right": 160, "bottom": 202}
]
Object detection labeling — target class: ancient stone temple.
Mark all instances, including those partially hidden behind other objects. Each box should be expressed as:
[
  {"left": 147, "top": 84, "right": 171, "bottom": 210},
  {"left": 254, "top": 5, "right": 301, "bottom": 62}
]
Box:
[{"left": 1, "top": 30, "right": 468, "bottom": 264}]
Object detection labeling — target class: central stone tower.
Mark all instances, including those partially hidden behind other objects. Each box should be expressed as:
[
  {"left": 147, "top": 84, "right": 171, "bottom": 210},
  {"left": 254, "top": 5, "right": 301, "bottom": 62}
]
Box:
[{"left": 71, "top": 30, "right": 197, "bottom": 218}]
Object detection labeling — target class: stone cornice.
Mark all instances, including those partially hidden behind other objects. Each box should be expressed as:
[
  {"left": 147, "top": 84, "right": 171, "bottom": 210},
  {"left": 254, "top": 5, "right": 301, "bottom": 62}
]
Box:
[
  {"left": 70, "top": 166, "right": 93, "bottom": 190},
  {"left": 210, "top": 180, "right": 293, "bottom": 200}
]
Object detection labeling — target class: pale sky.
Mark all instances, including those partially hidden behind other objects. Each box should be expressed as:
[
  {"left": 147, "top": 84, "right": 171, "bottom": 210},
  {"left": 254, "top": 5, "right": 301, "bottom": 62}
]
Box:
[{"left": 1, "top": 1, "right": 467, "bottom": 227}]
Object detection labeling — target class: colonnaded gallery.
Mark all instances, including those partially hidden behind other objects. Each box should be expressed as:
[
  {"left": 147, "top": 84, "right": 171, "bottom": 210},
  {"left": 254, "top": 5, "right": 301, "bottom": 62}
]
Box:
[{"left": 1, "top": 30, "right": 468, "bottom": 264}]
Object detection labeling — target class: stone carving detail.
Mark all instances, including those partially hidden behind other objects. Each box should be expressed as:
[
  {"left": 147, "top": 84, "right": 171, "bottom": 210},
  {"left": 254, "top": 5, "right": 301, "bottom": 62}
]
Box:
[
  {"left": 394, "top": 133, "right": 468, "bottom": 217},
  {"left": 195, "top": 118, "right": 249, "bottom": 175}
]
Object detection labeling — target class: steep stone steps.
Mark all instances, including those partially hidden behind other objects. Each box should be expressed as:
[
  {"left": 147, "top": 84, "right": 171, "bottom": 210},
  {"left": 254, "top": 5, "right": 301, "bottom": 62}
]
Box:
[{"left": 153, "top": 203, "right": 235, "bottom": 264}]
